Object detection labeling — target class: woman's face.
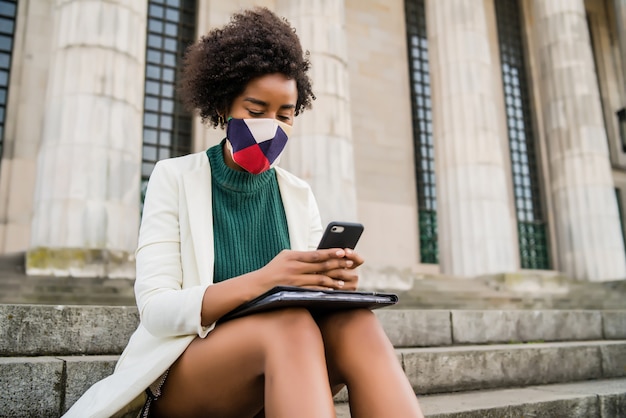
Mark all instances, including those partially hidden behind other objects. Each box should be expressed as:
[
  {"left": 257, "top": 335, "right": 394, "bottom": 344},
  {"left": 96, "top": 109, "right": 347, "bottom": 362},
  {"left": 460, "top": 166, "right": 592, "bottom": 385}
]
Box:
[
  {"left": 227, "top": 73, "right": 298, "bottom": 126},
  {"left": 222, "top": 73, "right": 298, "bottom": 171}
]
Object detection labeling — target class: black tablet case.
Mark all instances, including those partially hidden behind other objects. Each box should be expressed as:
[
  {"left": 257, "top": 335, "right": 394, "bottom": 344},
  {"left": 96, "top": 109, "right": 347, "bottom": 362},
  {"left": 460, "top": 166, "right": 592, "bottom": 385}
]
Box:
[{"left": 220, "top": 286, "right": 398, "bottom": 322}]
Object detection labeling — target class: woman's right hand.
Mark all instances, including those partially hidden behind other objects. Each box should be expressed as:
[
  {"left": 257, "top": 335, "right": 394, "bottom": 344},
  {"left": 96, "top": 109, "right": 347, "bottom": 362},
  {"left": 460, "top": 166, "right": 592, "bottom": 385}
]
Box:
[
  {"left": 201, "top": 249, "right": 354, "bottom": 328},
  {"left": 258, "top": 249, "right": 354, "bottom": 290}
]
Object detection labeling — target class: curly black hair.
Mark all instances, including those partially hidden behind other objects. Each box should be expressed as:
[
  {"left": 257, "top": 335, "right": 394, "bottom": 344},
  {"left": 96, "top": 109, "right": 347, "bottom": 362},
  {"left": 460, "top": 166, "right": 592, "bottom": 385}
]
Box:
[{"left": 179, "top": 7, "right": 315, "bottom": 129}]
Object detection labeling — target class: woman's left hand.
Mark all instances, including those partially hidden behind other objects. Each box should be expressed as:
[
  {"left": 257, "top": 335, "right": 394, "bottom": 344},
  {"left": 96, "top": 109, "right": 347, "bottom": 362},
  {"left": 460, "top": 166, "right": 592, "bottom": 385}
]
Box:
[{"left": 319, "top": 248, "right": 364, "bottom": 291}]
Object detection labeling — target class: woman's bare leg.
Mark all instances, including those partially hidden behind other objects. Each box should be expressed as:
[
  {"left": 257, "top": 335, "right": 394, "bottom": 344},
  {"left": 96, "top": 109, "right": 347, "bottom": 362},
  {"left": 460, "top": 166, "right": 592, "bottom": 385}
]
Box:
[
  {"left": 152, "top": 308, "right": 336, "bottom": 418},
  {"left": 316, "top": 309, "right": 424, "bottom": 418}
]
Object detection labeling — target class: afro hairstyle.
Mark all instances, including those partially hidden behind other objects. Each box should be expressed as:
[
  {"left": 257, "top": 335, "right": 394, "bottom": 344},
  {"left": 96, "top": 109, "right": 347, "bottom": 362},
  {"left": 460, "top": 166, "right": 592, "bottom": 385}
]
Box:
[{"left": 179, "top": 7, "right": 315, "bottom": 128}]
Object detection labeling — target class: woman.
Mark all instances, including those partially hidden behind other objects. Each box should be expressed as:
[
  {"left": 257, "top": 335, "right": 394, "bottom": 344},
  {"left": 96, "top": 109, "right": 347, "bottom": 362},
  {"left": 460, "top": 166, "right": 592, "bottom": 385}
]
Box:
[{"left": 64, "top": 7, "right": 423, "bottom": 418}]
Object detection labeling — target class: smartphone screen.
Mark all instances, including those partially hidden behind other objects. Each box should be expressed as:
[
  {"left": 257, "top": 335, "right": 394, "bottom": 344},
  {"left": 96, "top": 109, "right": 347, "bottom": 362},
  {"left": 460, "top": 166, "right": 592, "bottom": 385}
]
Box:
[{"left": 317, "top": 222, "right": 364, "bottom": 250}]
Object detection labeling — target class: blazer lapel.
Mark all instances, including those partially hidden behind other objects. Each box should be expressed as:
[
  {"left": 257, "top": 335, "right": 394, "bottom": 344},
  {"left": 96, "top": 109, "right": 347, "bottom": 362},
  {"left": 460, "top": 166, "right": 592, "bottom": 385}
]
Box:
[
  {"left": 183, "top": 162, "right": 214, "bottom": 285},
  {"left": 276, "top": 169, "right": 310, "bottom": 251}
]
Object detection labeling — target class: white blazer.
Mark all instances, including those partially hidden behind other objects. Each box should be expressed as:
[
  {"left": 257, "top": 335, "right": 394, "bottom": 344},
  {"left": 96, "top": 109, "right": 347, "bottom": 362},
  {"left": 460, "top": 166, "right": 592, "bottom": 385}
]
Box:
[{"left": 63, "top": 150, "right": 323, "bottom": 418}]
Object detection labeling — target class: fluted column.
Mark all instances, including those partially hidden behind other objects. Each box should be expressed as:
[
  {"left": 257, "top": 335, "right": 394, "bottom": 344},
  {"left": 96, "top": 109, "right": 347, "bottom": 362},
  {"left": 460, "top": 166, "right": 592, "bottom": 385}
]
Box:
[
  {"left": 276, "top": 0, "right": 357, "bottom": 223},
  {"left": 27, "top": 0, "right": 147, "bottom": 278},
  {"left": 426, "top": 0, "right": 517, "bottom": 276},
  {"left": 531, "top": 0, "right": 626, "bottom": 281}
]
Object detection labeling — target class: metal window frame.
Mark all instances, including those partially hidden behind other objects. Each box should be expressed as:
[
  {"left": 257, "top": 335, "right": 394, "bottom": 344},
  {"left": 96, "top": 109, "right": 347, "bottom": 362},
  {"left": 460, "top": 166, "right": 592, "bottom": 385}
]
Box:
[
  {"left": 142, "top": 0, "right": 196, "bottom": 204},
  {"left": 0, "top": 0, "right": 18, "bottom": 163},
  {"left": 495, "top": 0, "right": 551, "bottom": 270},
  {"left": 405, "top": 0, "right": 438, "bottom": 264}
]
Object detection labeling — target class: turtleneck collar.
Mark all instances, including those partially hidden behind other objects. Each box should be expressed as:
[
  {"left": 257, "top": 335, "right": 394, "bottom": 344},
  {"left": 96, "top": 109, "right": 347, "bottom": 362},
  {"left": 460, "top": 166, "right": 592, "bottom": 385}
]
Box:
[{"left": 207, "top": 140, "right": 275, "bottom": 193}]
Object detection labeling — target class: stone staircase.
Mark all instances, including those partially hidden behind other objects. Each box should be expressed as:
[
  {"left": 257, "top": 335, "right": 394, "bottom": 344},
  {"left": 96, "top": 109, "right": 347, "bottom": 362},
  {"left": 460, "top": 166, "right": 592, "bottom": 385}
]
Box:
[{"left": 1, "top": 304, "right": 624, "bottom": 417}]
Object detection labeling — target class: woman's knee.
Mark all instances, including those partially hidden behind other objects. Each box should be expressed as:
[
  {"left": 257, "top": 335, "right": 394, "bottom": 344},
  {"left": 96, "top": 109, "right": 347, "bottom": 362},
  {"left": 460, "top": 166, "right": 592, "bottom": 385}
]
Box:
[
  {"left": 320, "top": 308, "right": 382, "bottom": 337},
  {"left": 258, "top": 308, "right": 324, "bottom": 349}
]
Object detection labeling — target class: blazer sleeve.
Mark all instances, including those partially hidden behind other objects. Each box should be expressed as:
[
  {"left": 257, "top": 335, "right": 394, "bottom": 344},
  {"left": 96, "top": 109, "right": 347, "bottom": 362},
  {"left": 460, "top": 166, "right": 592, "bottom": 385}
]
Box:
[{"left": 134, "top": 160, "right": 214, "bottom": 338}]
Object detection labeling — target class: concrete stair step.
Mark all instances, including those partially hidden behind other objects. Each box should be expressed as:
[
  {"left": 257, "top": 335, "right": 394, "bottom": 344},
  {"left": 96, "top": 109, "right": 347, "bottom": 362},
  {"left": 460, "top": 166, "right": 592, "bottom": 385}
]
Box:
[
  {"left": 1, "top": 304, "right": 624, "bottom": 416},
  {"left": 2, "top": 339, "right": 624, "bottom": 416},
  {"left": 336, "top": 378, "right": 626, "bottom": 417},
  {"left": 2, "top": 304, "right": 624, "bottom": 356}
]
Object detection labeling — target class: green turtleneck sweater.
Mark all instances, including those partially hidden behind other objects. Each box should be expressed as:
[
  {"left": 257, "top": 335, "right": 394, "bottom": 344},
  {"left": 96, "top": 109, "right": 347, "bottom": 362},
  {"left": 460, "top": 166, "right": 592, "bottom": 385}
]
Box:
[{"left": 207, "top": 142, "right": 291, "bottom": 283}]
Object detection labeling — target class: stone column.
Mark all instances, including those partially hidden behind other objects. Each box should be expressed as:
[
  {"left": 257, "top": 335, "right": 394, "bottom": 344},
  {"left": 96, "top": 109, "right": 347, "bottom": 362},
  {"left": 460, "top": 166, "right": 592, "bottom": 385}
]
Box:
[
  {"left": 531, "top": 0, "right": 626, "bottom": 281},
  {"left": 426, "top": 0, "right": 518, "bottom": 276},
  {"left": 276, "top": 0, "right": 357, "bottom": 224},
  {"left": 26, "top": 0, "right": 147, "bottom": 278}
]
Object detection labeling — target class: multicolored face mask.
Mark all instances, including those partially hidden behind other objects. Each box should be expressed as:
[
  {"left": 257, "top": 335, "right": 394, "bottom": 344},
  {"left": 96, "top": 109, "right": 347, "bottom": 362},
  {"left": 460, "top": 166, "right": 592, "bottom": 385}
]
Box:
[{"left": 225, "top": 117, "right": 292, "bottom": 175}]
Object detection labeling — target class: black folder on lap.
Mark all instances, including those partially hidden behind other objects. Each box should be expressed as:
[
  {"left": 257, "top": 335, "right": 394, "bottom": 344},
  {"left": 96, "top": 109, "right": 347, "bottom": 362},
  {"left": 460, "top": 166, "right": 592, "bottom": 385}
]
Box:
[{"left": 220, "top": 286, "right": 398, "bottom": 322}]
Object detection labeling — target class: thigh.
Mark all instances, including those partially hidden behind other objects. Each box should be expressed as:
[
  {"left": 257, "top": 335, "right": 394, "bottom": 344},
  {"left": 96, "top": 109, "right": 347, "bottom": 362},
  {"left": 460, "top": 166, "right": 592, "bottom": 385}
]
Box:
[
  {"left": 152, "top": 308, "right": 325, "bottom": 418},
  {"left": 315, "top": 309, "right": 390, "bottom": 385},
  {"left": 152, "top": 316, "right": 266, "bottom": 418}
]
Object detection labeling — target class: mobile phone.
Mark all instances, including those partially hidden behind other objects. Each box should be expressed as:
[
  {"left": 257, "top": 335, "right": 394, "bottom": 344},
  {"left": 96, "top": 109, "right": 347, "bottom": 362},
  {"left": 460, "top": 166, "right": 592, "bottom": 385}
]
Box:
[{"left": 317, "top": 221, "right": 364, "bottom": 250}]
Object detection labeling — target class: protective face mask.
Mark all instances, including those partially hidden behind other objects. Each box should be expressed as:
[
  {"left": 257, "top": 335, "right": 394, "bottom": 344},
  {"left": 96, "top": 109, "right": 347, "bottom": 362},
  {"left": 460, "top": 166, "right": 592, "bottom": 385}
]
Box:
[{"left": 225, "top": 117, "right": 292, "bottom": 174}]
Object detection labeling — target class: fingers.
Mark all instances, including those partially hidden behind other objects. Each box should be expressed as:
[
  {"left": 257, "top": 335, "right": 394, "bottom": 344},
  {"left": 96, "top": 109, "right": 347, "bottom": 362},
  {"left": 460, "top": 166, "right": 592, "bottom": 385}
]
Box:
[
  {"left": 288, "top": 248, "right": 348, "bottom": 262},
  {"left": 279, "top": 249, "right": 354, "bottom": 273},
  {"left": 297, "top": 273, "right": 349, "bottom": 290},
  {"left": 266, "top": 249, "right": 362, "bottom": 290},
  {"left": 342, "top": 248, "right": 364, "bottom": 269},
  {"left": 320, "top": 269, "right": 359, "bottom": 291}
]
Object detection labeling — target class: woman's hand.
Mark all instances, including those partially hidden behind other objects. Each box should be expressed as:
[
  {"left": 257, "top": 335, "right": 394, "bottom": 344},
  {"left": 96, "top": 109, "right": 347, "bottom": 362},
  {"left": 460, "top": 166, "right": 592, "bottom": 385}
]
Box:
[
  {"left": 316, "top": 248, "right": 363, "bottom": 291},
  {"left": 258, "top": 248, "right": 362, "bottom": 291},
  {"left": 201, "top": 249, "right": 365, "bottom": 327}
]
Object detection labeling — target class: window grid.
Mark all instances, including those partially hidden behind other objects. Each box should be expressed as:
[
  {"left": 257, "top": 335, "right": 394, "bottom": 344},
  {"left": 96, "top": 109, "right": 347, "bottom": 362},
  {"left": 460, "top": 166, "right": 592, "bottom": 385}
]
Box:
[
  {"left": 405, "top": 0, "right": 437, "bottom": 264},
  {"left": 495, "top": 0, "right": 550, "bottom": 269},
  {"left": 142, "top": 0, "right": 196, "bottom": 202},
  {"left": 0, "top": 0, "right": 18, "bottom": 161}
]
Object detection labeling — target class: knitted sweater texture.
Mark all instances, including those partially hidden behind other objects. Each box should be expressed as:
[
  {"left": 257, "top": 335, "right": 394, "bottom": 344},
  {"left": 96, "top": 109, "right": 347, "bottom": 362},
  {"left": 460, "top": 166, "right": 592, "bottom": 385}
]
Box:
[{"left": 207, "top": 143, "right": 290, "bottom": 283}]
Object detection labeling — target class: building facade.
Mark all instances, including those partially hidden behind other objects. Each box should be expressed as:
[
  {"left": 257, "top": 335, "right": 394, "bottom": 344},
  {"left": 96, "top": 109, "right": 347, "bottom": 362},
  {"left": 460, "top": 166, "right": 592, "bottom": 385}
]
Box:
[{"left": 0, "top": 0, "right": 624, "bottom": 285}]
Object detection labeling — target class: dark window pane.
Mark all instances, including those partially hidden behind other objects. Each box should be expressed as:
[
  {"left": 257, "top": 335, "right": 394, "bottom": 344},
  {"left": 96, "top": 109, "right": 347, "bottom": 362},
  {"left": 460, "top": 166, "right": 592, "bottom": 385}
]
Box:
[
  {"left": 145, "top": 80, "right": 160, "bottom": 95},
  {"left": 144, "top": 113, "right": 159, "bottom": 128},
  {"left": 143, "top": 128, "right": 158, "bottom": 144},
  {"left": 161, "top": 99, "right": 173, "bottom": 113},
  {"left": 148, "top": 34, "right": 162, "bottom": 48},
  {"left": 0, "top": 17, "right": 13, "bottom": 34},
  {"left": 164, "top": 23, "right": 177, "bottom": 36},
  {"left": 143, "top": 145, "right": 158, "bottom": 161},
  {"left": 161, "top": 83, "right": 174, "bottom": 97},
  {"left": 147, "top": 50, "right": 161, "bottom": 64},
  {"left": 160, "top": 115, "right": 172, "bottom": 130},
  {"left": 164, "top": 38, "right": 176, "bottom": 52},
  {"left": 148, "top": 20, "right": 163, "bottom": 33},
  {"left": 149, "top": 4, "right": 164, "bottom": 18},
  {"left": 165, "top": 9, "right": 180, "bottom": 22},
  {"left": 0, "top": 51, "right": 9, "bottom": 68},
  {"left": 160, "top": 131, "right": 171, "bottom": 146},
  {"left": 144, "top": 96, "right": 159, "bottom": 111},
  {"left": 405, "top": 0, "right": 437, "bottom": 263},
  {"left": 141, "top": 0, "right": 197, "bottom": 208},
  {"left": 496, "top": 0, "right": 550, "bottom": 269},
  {"left": 146, "top": 64, "right": 161, "bottom": 79},
  {"left": 0, "top": 0, "right": 15, "bottom": 157},
  {"left": 0, "top": 34, "right": 11, "bottom": 50},
  {"left": 163, "top": 52, "right": 176, "bottom": 67},
  {"left": 0, "top": 2, "right": 16, "bottom": 17},
  {"left": 159, "top": 148, "right": 171, "bottom": 160},
  {"left": 142, "top": 162, "right": 155, "bottom": 178},
  {"left": 162, "top": 68, "right": 174, "bottom": 82}
]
